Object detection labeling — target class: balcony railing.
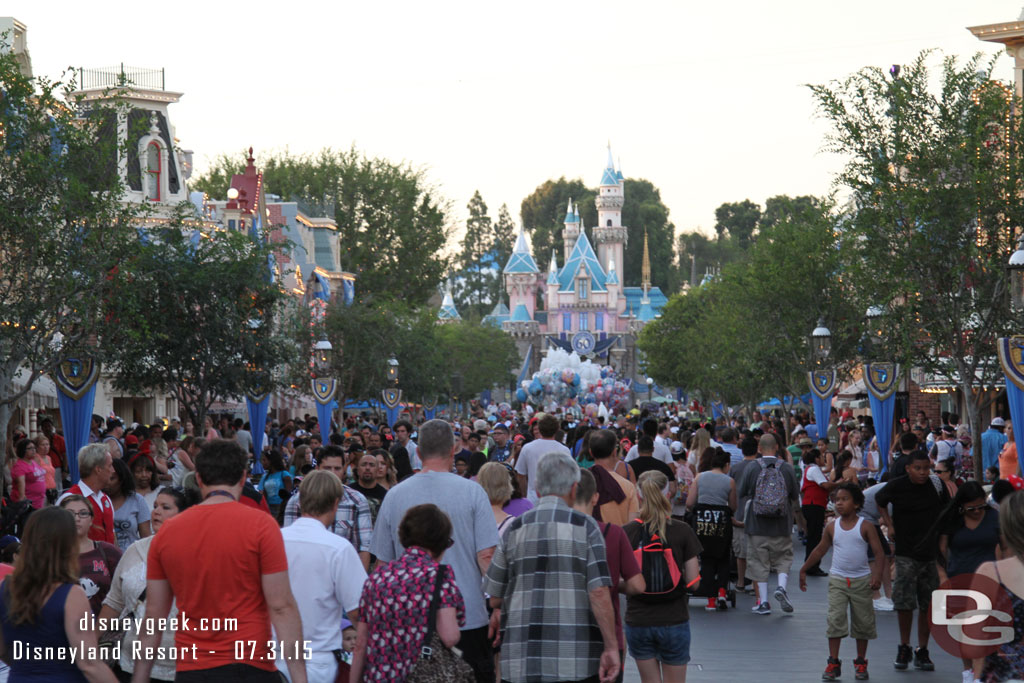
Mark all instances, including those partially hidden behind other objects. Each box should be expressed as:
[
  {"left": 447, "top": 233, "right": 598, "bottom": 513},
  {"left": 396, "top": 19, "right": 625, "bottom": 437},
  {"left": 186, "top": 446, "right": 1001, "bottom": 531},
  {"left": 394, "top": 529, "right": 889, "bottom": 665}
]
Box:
[{"left": 77, "top": 65, "right": 165, "bottom": 91}]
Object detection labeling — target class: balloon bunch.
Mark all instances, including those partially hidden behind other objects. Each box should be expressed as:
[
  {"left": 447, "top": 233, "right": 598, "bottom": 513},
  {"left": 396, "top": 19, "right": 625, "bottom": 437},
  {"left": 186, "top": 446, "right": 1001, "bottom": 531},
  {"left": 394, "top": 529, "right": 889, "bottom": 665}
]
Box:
[{"left": 514, "top": 349, "right": 631, "bottom": 414}]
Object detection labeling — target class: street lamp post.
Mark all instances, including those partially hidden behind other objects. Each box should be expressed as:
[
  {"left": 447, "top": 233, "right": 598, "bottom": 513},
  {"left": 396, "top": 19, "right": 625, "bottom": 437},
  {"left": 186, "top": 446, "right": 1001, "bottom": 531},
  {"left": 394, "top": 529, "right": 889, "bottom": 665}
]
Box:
[
  {"left": 997, "top": 237, "right": 1024, "bottom": 478},
  {"left": 807, "top": 318, "right": 837, "bottom": 455},
  {"left": 646, "top": 377, "right": 653, "bottom": 403},
  {"left": 862, "top": 306, "right": 899, "bottom": 477},
  {"left": 310, "top": 335, "right": 337, "bottom": 440}
]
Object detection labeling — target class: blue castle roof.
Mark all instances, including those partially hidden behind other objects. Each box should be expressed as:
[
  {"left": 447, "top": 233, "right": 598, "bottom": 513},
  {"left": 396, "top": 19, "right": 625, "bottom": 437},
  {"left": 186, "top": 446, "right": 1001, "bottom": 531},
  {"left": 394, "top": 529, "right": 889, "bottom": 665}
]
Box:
[
  {"left": 503, "top": 230, "right": 539, "bottom": 274},
  {"left": 557, "top": 231, "right": 607, "bottom": 293},
  {"left": 510, "top": 304, "right": 532, "bottom": 322},
  {"left": 482, "top": 301, "right": 510, "bottom": 328},
  {"left": 438, "top": 288, "right": 461, "bottom": 320},
  {"left": 600, "top": 167, "right": 619, "bottom": 186},
  {"left": 621, "top": 287, "right": 667, "bottom": 318}
]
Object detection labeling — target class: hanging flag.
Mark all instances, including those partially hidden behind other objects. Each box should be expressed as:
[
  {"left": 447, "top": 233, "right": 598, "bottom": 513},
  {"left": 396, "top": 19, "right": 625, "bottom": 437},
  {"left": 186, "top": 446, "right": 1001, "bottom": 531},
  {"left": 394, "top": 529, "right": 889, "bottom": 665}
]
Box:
[
  {"left": 808, "top": 368, "right": 837, "bottom": 455},
  {"left": 246, "top": 392, "right": 270, "bottom": 457},
  {"left": 998, "top": 338, "right": 1024, "bottom": 471},
  {"left": 342, "top": 277, "right": 355, "bottom": 306},
  {"left": 55, "top": 356, "right": 101, "bottom": 484},
  {"left": 864, "top": 362, "right": 900, "bottom": 476}
]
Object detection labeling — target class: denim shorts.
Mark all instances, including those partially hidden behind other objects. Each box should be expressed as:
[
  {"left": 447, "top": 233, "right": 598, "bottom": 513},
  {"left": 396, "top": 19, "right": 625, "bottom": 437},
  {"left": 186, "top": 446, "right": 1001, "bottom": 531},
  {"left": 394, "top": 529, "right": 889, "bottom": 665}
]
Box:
[{"left": 625, "top": 621, "right": 691, "bottom": 666}]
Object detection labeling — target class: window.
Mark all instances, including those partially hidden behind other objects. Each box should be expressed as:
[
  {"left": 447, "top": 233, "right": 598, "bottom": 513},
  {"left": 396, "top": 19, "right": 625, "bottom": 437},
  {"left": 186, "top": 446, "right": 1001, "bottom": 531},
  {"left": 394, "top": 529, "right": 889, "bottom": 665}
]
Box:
[
  {"left": 145, "top": 142, "right": 161, "bottom": 201},
  {"left": 228, "top": 219, "right": 236, "bottom": 231},
  {"left": 578, "top": 279, "right": 588, "bottom": 299},
  {"left": 562, "top": 312, "right": 572, "bottom": 331},
  {"left": 595, "top": 311, "right": 604, "bottom": 331},
  {"left": 579, "top": 312, "right": 588, "bottom": 330},
  {"left": 606, "top": 219, "right": 612, "bottom": 227}
]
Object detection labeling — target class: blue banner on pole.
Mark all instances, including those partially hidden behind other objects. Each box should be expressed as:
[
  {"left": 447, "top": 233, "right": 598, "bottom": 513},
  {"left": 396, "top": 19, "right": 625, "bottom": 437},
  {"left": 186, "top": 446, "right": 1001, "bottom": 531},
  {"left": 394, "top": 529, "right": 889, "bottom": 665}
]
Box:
[
  {"left": 316, "top": 401, "right": 333, "bottom": 442},
  {"left": 58, "top": 382, "right": 97, "bottom": 484},
  {"left": 246, "top": 395, "right": 270, "bottom": 456},
  {"left": 868, "top": 393, "right": 895, "bottom": 476},
  {"left": 998, "top": 339, "right": 1024, "bottom": 464}
]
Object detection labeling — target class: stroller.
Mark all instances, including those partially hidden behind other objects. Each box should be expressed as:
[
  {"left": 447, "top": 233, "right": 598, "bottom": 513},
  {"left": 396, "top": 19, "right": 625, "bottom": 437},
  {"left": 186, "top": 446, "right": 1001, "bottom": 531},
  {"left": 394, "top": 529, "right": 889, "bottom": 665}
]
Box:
[{"left": 689, "top": 502, "right": 737, "bottom": 609}]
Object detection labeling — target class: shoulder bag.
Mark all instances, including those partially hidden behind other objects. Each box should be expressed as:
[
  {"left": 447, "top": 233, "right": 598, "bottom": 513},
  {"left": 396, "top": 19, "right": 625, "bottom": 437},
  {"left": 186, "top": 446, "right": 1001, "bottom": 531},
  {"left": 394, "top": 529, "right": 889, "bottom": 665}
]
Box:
[{"left": 406, "top": 566, "right": 475, "bottom": 683}]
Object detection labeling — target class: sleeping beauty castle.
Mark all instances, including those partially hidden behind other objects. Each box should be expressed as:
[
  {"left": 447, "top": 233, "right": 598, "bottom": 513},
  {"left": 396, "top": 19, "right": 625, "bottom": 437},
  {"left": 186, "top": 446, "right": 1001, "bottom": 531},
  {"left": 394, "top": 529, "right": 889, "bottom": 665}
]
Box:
[{"left": 477, "top": 146, "right": 668, "bottom": 381}]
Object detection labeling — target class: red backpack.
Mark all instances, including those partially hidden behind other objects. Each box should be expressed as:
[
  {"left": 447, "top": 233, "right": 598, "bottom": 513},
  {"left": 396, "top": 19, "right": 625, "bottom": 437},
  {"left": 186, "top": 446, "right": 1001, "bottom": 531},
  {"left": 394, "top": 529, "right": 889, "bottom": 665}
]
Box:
[{"left": 631, "top": 519, "right": 683, "bottom": 601}]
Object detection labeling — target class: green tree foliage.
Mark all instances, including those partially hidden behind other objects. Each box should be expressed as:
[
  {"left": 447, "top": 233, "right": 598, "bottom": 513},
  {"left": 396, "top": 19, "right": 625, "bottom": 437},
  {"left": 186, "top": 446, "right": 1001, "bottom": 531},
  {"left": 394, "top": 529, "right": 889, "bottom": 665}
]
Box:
[
  {"left": 713, "top": 199, "right": 761, "bottom": 247},
  {"left": 491, "top": 204, "right": 516, "bottom": 303},
  {"left": 319, "top": 301, "right": 516, "bottom": 409},
  {"left": 640, "top": 198, "right": 859, "bottom": 413},
  {"left": 0, "top": 50, "right": 141, "bottom": 460},
  {"left": 520, "top": 177, "right": 676, "bottom": 290},
  {"left": 104, "top": 226, "right": 294, "bottom": 429},
  {"left": 455, "top": 191, "right": 494, "bottom": 316},
  {"left": 811, "top": 52, "right": 1024, "bottom": 477},
  {"left": 192, "top": 147, "right": 452, "bottom": 305}
]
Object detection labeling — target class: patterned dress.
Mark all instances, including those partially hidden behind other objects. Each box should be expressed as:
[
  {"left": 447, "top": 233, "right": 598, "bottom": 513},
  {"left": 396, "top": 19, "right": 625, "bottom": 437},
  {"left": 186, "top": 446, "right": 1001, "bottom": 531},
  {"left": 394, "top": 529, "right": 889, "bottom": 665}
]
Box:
[
  {"left": 983, "top": 566, "right": 1024, "bottom": 682},
  {"left": 359, "top": 546, "right": 465, "bottom": 682}
]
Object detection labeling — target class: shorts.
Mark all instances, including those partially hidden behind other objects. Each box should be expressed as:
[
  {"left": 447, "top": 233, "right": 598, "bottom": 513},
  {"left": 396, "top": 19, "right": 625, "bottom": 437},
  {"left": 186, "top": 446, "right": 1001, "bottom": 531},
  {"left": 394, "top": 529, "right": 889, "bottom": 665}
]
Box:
[
  {"left": 865, "top": 525, "right": 891, "bottom": 560},
  {"left": 892, "top": 556, "right": 939, "bottom": 611},
  {"left": 746, "top": 535, "right": 794, "bottom": 582},
  {"left": 826, "top": 575, "right": 877, "bottom": 640},
  {"left": 731, "top": 530, "right": 748, "bottom": 559},
  {"left": 625, "top": 621, "right": 691, "bottom": 666}
]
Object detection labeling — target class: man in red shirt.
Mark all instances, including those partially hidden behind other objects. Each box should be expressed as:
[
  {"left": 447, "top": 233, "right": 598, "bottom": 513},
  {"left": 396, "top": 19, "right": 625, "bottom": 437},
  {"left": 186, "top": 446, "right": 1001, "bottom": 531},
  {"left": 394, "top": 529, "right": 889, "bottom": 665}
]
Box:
[
  {"left": 132, "top": 439, "right": 307, "bottom": 683},
  {"left": 58, "top": 443, "right": 115, "bottom": 544}
]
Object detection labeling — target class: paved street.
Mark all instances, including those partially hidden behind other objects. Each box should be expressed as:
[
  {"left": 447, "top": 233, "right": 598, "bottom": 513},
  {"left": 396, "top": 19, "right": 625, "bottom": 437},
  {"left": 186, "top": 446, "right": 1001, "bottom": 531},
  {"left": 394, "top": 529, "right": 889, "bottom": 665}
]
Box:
[{"left": 622, "top": 539, "right": 962, "bottom": 682}]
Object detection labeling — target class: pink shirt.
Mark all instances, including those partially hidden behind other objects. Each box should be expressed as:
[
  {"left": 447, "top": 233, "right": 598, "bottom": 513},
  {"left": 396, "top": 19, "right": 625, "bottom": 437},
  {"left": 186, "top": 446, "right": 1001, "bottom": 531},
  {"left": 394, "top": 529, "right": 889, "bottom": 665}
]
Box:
[{"left": 11, "top": 458, "right": 46, "bottom": 509}]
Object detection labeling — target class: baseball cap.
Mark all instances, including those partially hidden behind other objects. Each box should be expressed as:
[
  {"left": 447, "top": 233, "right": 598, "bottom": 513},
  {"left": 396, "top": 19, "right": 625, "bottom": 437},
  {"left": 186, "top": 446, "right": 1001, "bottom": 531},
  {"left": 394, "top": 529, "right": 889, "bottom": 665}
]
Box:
[
  {"left": 473, "top": 419, "right": 489, "bottom": 433},
  {"left": 991, "top": 417, "right": 1006, "bottom": 427},
  {"left": 670, "top": 441, "right": 684, "bottom": 454}
]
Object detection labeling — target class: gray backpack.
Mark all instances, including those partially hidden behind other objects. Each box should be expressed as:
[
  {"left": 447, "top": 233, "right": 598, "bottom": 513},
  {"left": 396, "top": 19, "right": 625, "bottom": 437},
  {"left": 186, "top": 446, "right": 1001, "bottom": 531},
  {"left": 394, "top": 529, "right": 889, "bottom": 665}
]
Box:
[{"left": 752, "top": 460, "right": 788, "bottom": 517}]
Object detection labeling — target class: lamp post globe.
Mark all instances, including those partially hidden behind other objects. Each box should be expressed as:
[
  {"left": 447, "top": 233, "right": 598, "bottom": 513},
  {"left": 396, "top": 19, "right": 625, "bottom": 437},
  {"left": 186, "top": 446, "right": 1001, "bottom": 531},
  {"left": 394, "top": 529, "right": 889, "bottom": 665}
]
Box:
[
  {"left": 386, "top": 355, "right": 399, "bottom": 386},
  {"left": 313, "top": 336, "right": 332, "bottom": 377},
  {"left": 810, "top": 317, "right": 832, "bottom": 363}
]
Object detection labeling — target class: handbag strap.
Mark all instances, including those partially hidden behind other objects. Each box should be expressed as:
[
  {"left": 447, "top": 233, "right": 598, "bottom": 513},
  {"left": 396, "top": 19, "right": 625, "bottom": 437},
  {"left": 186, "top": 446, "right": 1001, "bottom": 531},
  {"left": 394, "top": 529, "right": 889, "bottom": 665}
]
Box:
[{"left": 419, "top": 566, "right": 446, "bottom": 657}]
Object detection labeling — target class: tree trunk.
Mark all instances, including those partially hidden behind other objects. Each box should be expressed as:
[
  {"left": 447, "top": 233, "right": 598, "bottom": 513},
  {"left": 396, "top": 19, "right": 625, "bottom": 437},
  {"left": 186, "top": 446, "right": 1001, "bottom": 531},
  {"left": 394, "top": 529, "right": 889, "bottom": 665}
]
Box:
[
  {"left": 0, "top": 401, "right": 13, "bottom": 498},
  {"left": 962, "top": 379, "right": 983, "bottom": 481}
]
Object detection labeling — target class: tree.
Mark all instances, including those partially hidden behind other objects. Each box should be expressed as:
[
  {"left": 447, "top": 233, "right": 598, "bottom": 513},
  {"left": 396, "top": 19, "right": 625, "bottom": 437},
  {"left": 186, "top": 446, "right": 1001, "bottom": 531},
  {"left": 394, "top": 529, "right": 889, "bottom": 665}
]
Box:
[
  {"left": 103, "top": 226, "right": 294, "bottom": 430},
  {"left": 810, "top": 51, "right": 1024, "bottom": 478},
  {"left": 454, "top": 191, "right": 493, "bottom": 316},
  {"left": 192, "top": 147, "right": 453, "bottom": 305},
  {"left": 641, "top": 198, "right": 859, "bottom": 416},
  {"left": 0, "top": 51, "right": 141, "bottom": 464},
  {"left": 620, "top": 179, "right": 677, "bottom": 292},
  {"left": 713, "top": 199, "right": 761, "bottom": 247},
  {"left": 490, "top": 204, "right": 516, "bottom": 304},
  {"left": 434, "top": 319, "right": 518, "bottom": 398}
]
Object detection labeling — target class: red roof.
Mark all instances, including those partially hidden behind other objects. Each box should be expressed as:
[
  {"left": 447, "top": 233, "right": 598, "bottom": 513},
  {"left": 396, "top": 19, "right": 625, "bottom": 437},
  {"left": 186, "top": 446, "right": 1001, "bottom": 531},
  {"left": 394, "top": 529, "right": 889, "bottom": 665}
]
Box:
[{"left": 225, "top": 147, "right": 262, "bottom": 216}]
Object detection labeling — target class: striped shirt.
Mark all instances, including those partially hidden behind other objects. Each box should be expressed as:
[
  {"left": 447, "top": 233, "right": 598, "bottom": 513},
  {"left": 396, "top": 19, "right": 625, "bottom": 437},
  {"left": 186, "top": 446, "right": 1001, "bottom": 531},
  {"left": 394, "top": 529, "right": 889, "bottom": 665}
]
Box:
[
  {"left": 483, "top": 496, "right": 611, "bottom": 683},
  {"left": 282, "top": 485, "right": 372, "bottom": 553}
]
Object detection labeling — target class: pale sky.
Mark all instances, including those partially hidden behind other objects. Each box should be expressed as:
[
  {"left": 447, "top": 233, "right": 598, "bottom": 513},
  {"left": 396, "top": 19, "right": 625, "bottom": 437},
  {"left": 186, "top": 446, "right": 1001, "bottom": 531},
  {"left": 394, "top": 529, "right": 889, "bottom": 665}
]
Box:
[{"left": 10, "top": 0, "right": 1022, "bottom": 241}]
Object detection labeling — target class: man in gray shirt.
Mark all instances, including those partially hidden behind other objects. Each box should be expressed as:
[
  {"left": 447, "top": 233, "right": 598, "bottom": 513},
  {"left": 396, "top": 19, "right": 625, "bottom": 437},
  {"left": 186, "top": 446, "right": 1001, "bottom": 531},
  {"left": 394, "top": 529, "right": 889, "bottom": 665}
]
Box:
[
  {"left": 737, "top": 434, "right": 800, "bottom": 615},
  {"left": 370, "top": 419, "right": 499, "bottom": 682},
  {"left": 730, "top": 436, "right": 760, "bottom": 594}
]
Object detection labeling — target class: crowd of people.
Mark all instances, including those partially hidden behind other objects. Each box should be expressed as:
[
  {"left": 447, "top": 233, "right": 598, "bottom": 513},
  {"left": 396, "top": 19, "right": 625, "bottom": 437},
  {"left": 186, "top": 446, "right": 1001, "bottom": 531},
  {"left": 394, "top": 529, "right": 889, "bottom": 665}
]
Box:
[{"left": 0, "top": 403, "right": 1021, "bottom": 682}]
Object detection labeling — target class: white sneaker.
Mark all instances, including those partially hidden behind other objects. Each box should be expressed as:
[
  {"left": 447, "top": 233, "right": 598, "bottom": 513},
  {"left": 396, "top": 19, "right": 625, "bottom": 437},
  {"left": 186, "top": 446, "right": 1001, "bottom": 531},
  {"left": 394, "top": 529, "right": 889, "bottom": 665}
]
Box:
[{"left": 873, "top": 597, "right": 893, "bottom": 611}]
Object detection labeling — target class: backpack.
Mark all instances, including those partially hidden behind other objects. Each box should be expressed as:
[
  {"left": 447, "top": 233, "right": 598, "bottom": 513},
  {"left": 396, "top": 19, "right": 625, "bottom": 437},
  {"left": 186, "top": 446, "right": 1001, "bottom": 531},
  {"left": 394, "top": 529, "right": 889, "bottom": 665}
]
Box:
[
  {"left": 752, "top": 459, "right": 788, "bottom": 517},
  {"left": 631, "top": 519, "right": 683, "bottom": 601}
]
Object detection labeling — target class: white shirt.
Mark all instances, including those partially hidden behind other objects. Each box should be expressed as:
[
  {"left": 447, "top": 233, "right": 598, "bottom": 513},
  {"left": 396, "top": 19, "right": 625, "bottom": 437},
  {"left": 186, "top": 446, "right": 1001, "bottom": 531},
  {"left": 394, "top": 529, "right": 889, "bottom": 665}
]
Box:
[
  {"left": 57, "top": 479, "right": 112, "bottom": 514},
  {"left": 515, "top": 438, "right": 571, "bottom": 503},
  {"left": 624, "top": 441, "right": 673, "bottom": 465},
  {"left": 805, "top": 464, "right": 828, "bottom": 485},
  {"left": 276, "top": 517, "right": 366, "bottom": 662},
  {"left": 404, "top": 440, "right": 422, "bottom": 470}
]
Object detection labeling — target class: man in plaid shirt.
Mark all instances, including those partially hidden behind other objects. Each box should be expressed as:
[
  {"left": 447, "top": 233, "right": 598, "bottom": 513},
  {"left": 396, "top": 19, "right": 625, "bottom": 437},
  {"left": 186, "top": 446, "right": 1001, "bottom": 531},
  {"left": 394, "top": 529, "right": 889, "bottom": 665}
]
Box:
[
  {"left": 282, "top": 446, "right": 372, "bottom": 570},
  {"left": 484, "top": 451, "right": 620, "bottom": 683}
]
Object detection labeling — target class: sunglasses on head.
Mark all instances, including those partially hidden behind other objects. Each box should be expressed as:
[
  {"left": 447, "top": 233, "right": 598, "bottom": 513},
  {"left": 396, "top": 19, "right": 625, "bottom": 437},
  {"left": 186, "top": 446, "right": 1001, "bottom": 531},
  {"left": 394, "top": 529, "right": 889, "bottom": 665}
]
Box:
[{"left": 963, "top": 504, "right": 987, "bottom": 513}]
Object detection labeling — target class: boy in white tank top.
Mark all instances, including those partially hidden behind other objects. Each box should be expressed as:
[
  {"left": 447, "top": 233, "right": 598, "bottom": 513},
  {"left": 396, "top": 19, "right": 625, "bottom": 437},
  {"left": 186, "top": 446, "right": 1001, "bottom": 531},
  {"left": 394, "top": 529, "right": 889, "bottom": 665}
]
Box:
[{"left": 799, "top": 482, "right": 885, "bottom": 681}]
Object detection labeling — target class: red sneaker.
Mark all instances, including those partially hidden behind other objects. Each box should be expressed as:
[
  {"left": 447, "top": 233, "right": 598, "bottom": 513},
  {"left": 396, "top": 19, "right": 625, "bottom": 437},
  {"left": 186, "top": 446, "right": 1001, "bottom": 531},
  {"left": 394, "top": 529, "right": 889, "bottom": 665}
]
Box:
[
  {"left": 854, "top": 657, "right": 868, "bottom": 680},
  {"left": 822, "top": 657, "right": 841, "bottom": 681}
]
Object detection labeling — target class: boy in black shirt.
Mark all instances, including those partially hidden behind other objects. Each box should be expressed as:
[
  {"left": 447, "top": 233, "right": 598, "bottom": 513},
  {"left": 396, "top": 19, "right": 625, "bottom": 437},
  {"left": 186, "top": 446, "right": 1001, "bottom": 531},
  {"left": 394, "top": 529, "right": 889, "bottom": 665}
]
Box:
[
  {"left": 875, "top": 451, "right": 949, "bottom": 672},
  {"left": 629, "top": 437, "right": 675, "bottom": 483}
]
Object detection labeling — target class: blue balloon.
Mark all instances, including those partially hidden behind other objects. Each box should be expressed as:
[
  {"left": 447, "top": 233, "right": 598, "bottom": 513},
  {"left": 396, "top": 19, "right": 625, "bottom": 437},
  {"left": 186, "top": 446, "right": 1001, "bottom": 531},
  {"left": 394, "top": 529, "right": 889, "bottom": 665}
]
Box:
[
  {"left": 572, "top": 373, "right": 581, "bottom": 387},
  {"left": 516, "top": 388, "right": 528, "bottom": 402},
  {"left": 530, "top": 378, "right": 543, "bottom": 394}
]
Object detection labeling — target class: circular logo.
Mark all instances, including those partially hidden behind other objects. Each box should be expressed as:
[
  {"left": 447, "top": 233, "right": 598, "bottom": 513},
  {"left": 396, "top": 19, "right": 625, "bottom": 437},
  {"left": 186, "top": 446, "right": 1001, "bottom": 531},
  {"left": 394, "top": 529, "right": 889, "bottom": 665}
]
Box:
[
  {"left": 571, "top": 331, "right": 596, "bottom": 355},
  {"left": 929, "top": 573, "right": 1015, "bottom": 659}
]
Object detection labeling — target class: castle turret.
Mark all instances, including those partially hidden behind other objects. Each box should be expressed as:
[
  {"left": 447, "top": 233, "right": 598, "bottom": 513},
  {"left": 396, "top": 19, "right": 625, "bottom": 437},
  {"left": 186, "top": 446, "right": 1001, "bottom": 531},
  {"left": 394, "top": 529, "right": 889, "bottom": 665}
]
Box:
[
  {"left": 503, "top": 227, "right": 540, "bottom": 323},
  {"left": 546, "top": 249, "right": 560, "bottom": 311},
  {"left": 563, "top": 198, "right": 580, "bottom": 262},
  {"left": 593, "top": 144, "right": 627, "bottom": 281}
]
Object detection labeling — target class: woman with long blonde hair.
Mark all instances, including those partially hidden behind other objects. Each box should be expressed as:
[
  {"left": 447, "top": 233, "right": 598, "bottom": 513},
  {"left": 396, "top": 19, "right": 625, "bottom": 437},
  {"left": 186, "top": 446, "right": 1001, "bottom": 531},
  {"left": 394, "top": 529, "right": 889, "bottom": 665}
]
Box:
[
  {"left": 0, "top": 507, "right": 118, "bottom": 682},
  {"left": 687, "top": 429, "right": 711, "bottom": 471},
  {"left": 623, "top": 471, "right": 702, "bottom": 682}
]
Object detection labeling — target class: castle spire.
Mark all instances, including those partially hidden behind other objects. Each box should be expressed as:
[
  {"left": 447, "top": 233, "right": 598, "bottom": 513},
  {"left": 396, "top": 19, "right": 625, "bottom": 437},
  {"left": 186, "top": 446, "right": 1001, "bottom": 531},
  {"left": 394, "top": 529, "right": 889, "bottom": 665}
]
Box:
[
  {"left": 564, "top": 197, "right": 575, "bottom": 223},
  {"left": 606, "top": 141, "right": 614, "bottom": 170},
  {"left": 641, "top": 230, "right": 651, "bottom": 296}
]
